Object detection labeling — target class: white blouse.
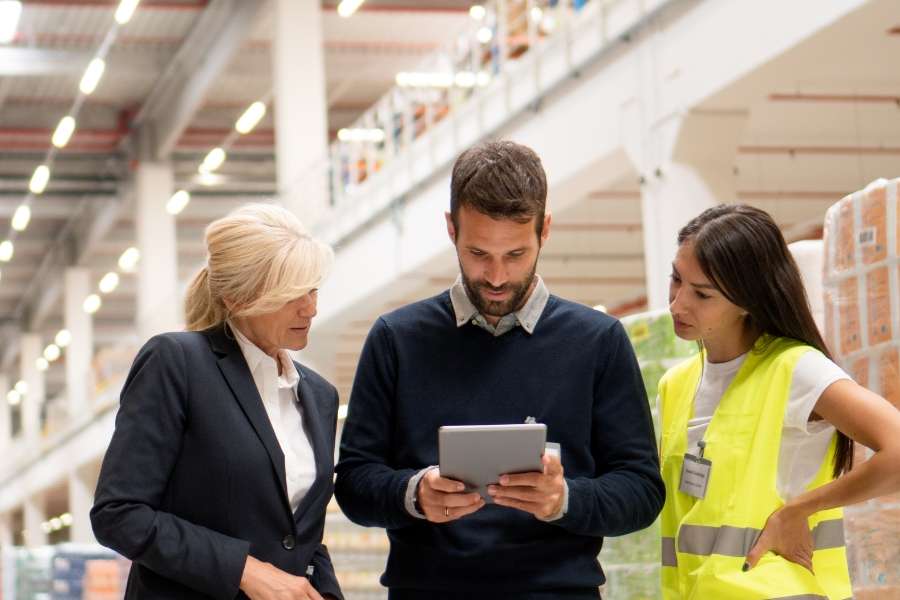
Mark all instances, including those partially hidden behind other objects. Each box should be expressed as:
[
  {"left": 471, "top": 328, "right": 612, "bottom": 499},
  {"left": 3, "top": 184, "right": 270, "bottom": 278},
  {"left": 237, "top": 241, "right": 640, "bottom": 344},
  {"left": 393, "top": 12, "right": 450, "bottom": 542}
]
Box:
[{"left": 233, "top": 326, "right": 317, "bottom": 512}]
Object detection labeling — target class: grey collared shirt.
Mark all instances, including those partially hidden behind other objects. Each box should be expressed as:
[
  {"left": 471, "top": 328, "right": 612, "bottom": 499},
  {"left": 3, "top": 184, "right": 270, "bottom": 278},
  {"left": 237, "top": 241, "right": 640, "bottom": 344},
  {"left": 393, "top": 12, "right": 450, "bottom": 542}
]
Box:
[
  {"left": 448, "top": 274, "right": 550, "bottom": 337},
  {"left": 404, "top": 274, "right": 569, "bottom": 521}
]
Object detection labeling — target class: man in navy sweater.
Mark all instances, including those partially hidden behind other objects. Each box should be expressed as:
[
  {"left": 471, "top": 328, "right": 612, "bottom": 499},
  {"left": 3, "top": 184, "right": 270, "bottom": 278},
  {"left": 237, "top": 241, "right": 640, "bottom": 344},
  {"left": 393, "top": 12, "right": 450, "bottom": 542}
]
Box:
[{"left": 335, "top": 140, "right": 664, "bottom": 599}]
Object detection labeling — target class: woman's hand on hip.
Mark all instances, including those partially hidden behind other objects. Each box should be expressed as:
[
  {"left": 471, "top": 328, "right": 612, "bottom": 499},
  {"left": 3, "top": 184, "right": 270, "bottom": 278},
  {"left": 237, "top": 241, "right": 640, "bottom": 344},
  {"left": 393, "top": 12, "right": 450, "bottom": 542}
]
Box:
[
  {"left": 744, "top": 505, "right": 814, "bottom": 574},
  {"left": 240, "top": 555, "right": 324, "bottom": 600}
]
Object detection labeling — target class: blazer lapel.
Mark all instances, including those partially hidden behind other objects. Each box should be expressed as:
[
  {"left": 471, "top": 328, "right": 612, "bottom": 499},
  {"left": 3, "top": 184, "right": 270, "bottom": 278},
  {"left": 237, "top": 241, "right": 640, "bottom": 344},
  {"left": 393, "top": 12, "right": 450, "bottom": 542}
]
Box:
[
  {"left": 208, "top": 326, "right": 292, "bottom": 516},
  {"left": 292, "top": 365, "right": 330, "bottom": 520}
]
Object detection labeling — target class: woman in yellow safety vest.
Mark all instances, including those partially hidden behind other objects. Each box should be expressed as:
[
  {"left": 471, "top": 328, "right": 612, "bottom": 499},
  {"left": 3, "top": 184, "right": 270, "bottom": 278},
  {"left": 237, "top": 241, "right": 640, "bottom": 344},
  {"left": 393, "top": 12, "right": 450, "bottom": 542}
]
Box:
[{"left": 658, "top": 204, "right": 900, "bottom": 600}]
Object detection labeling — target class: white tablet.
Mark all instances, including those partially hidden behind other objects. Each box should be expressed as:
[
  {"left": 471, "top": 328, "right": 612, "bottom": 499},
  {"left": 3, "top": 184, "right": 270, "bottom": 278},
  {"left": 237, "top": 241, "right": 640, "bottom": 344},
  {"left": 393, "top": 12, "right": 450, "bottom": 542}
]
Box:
[{"left": 438, "top": 423, "right": 547, "bottom": 501}]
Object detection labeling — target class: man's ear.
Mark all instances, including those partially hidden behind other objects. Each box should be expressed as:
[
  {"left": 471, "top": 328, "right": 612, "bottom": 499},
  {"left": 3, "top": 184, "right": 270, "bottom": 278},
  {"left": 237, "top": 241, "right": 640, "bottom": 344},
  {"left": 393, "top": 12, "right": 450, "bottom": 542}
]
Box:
[
  {"left": 540, "top": 212, "right": 552, "bottom": 246},
  {"left": 445, "top": 211, "right": 457, "bottom": 244}
]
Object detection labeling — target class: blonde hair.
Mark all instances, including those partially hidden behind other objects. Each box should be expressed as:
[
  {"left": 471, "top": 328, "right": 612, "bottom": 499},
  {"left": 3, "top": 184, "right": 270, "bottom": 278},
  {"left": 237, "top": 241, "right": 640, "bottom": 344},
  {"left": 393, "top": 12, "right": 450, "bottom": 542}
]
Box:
[{"left": 185, "top": 203, "right": 333, "bottom": 331}]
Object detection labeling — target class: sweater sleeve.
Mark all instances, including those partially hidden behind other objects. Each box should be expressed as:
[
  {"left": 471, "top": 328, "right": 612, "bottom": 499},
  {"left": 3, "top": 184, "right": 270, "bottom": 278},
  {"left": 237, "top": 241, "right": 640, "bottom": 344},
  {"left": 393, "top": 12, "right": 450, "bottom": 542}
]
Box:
[
  {"left": 334, "top": 318, "right": 421, "bottom": 529},
  {"left": 551, "top": 321, "right": 666, "bottom": 537}
]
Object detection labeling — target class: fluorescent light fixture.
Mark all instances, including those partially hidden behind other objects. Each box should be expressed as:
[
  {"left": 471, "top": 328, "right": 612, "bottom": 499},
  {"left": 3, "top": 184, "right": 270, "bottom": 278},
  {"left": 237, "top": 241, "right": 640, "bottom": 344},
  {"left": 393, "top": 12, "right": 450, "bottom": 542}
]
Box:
[
  {"left": 14, "top": 380, "right": 27, "bottom": 394},
  {"left": 197, "top": 172, "right": 224, "bottom": 187},
  {"left": 79, "top": 58, "right": 106, "bottom": 95},
  {"left": 337, "top": 0, "right": 364, "bottom": 18},
  {"left": 29, "top": 164, "right": 50, "bottom": 194},
  {"left": 469, "top": 5, "right": 485, "bottom": 20},
  {"left": 83, "top": 294, "right": 102, "bottom": 314},
  {"left": 118, "top": 247, "right": 140, "bottom": 272},
  {"left": 395, "top": 71, "right": 454, "bottom": 88},
  {"left": 55, "top": 329, "right": 71, "bottom": 348},
  {"left": 0, "top": 1, "right": 22, "bottom": 44},
  {"left": 11, "top": 204, "right": 30, "bottom": 231},
  {"left": 337, "top": 128, "right": 385, "bottom": 143},
  {"left": 166, "top": 190, "right": 190, "bottom": 215},
  {"left": 530, "top": 6, "right": 543, "bottom": 23},
  {"left": 99, "top": 271, "right": 120, "bottom": 294},
  {"left": 60, "top": 513, "right": 73, "bottom": 526},
  {"left": 199, "top": 147, "right": 226, "bottom": 174},
  {"left": 114, "top": 0, "right": 140, "bottom": 24},
  {"left": 0, "top": 240, "right": 13, "bottom": 262},
  {"left": 49, "top": 517, "right": 62, "bottom": 531},
  {"left": 541, "top": 14, "right": 557, "bottom": 32},
  {"left": 476, "top": 71, "right": 491, "bottom": 86},
  {"left": 43, "top": 344, "right": 61, "bottom": 362},
  {"left": 36, "top": 357, "right": 49, "bottom": 371},
  {"left": 476, "top": 26, "right": 493, "bottom": 44},
  {"left": 454, "top": 71, "right": 477, "bottom": 88},
  {"left": 52, "top": 115, "right": 76, "bottom": 148},
  {"left": 235, "top": 101, "right": 266, "bottom": 134},
  {"left": 6, "top": 389, "right": 20, "bottom": 406}
]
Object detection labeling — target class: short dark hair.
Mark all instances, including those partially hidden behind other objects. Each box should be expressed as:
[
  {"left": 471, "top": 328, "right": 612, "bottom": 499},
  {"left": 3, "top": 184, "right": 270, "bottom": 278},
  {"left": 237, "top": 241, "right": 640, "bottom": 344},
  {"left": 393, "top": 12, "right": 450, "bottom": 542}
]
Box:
[{"left": 449, "top": 140, "right": 547, "bottom": 237}]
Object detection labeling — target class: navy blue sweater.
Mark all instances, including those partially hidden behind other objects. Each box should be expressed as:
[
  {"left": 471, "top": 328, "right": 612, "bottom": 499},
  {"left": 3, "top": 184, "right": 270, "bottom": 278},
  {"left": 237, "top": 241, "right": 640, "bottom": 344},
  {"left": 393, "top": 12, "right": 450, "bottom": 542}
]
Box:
[{"left": 334, "top": 292, "right": 664, "bottom": 592}]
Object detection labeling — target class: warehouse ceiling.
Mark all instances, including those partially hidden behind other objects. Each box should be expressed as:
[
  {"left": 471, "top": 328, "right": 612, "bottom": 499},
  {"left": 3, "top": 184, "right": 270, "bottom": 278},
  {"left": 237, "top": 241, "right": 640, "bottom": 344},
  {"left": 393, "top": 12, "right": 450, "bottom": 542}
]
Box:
[{"left": 0, "top": 0, "right": 898, "bottom": 400}]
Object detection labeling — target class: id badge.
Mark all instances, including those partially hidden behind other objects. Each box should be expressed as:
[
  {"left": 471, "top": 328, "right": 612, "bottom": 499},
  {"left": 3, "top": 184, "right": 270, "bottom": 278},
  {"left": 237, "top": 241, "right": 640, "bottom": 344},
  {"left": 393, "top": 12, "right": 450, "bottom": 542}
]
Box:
[{"left": 679, "top": 453, "right": 712, "bottom": 499}]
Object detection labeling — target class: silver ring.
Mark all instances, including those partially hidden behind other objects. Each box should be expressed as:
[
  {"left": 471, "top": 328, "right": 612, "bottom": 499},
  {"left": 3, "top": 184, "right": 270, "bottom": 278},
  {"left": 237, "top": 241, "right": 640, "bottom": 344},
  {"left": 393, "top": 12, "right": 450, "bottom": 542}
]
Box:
[{"left": 444, "top": 507, "right": 449, "bottom": 517}]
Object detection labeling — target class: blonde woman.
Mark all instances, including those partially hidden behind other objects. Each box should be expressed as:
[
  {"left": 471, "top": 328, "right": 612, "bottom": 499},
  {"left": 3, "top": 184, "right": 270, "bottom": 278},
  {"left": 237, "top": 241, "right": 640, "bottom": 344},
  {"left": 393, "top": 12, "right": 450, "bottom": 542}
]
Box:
[{"left": 92, "top": 204, "right": 343, "bottom": 600}]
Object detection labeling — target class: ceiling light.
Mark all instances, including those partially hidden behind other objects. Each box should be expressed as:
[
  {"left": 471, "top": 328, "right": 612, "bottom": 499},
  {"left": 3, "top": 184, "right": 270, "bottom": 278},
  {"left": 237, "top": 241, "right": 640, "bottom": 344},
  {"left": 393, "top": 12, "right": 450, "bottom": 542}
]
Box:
[
  {"left": 52, "top": 115, "right": 76, "bottom": 148},
  {"left": 0, "top": 240, "right": 13, "bottom": 262},
  {"left": 235, "top": 101, "right": 266, "bottom": 134},
  {"left": 118, "top": 247, "right": 140, "bottom": 272},
  {"left": 199, "top": 147, "right": 226, "bottom": 174},
  {"left": 6, "top": 389, "right": 21, "bottom": 406},
  {"left": 476, "top": 26, "right": 493, "bottom": 44},
  {"left": 14, "top": 380, "right": 27, "bottom": 395},
  {"left": 79, "top": 58, "right": 106, "bottom": 95},
  {"left": 29, "top": 164, "right": 50, "bottom": 194},
  {"left": 43, "top": 344, "right": 61, "bottom": 362},
  {"left": 469, "top": 5, "right": 485, "bottom": 20},
  {"left": 36, "top": 357, "right": 49, "bottom": 371},
  {"left": 454, "top": 71, "right": 477, "bottom": 88},
  {"left": 166, "top": 190, "right": 190, "bottom": 215},
  {"left": 55, "top": 329, "right": 71, "bottom": 348},
  {"left": 0, "top": 1, "right": 22, "bottom": 44},
  {"left": 197, "top": 172, "right": 224, "bottom": 187},
  {"left": 337, "top": 128, "right": 385, "bottom": 143},
  {"left": 337, "top": 404, "right": 348, "bottom": 420},
  {"left": 11, "top": 204, "right": 30, "bottom": 231},
  {"left": 60, "top": 513, "right": 73, "bottom": 526},
  {"left": 49, "top": 517, "right": 62, "bottom": 531},
  {"left": 395, "top": 72, "right": 454, "bottom": 88},
  {"left": 530, "top": 6, "right": 543, "bottom": 23},
  {"left": 337, "top": 0, "right": 365, "bottom": 18},
  {"left": 476, "top": 71, "right": 491, "bottom": 86},
  {"left": 83, "top": 294, "right": 102, "bottom": 314},
  {"left": 541, "top": 14, "right": 557, "bottom": 33},
  {"left": 593, "top": 304, "right": 607, "bottom": 313},
  {"left": 41, "top": 522, "right": 53, "bottom": 534},
  {"left": 99, "top": 271, "right": 120, "bottom": 294},
  {"left": 114, "top": 0, "right": 140, "bottom": 24}
]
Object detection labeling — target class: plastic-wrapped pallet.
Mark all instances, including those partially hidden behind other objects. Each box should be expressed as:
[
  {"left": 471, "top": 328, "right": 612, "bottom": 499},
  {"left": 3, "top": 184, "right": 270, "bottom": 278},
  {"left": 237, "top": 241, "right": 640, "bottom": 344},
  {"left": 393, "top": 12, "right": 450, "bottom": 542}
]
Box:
[
  {"left": 602, "top": 309, "right": 698, "bottom": 600},
  {"left": 823, "top": 178, "right": 899, "bottom": 408},
  {"left": 822, "top": 177, "right": 900, "bottom": 596}
]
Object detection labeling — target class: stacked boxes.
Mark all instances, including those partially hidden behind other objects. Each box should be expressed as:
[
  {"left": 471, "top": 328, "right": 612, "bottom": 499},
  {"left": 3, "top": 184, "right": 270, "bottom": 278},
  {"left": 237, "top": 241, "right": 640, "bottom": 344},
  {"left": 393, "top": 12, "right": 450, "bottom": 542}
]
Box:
[
  {"left": 605, "top": 309, "right": 698, "bottom": 600},
  {"left": 822, "top": 177, "right": 900, "bottom": 597},
  {"left": 823, "top": 177, "right": 900, "bottom": 406},
  {"left": 49, "top": 545, "right": 117, "bottom": 600},
  {"left": 325, "top": 500, "right": 388, "bottom": 600}
]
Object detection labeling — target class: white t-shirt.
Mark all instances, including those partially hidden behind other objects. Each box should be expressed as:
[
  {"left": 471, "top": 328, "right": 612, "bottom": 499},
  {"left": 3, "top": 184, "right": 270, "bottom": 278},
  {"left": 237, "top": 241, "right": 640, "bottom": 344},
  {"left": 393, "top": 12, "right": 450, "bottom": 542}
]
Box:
[{"left": 676, "top": 349, "right": 849, "bottom": 500}]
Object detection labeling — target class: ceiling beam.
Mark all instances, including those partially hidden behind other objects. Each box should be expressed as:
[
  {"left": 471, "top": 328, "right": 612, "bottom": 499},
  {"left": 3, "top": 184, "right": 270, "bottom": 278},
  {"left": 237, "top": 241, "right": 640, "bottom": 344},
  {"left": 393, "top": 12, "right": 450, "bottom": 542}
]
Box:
[
  {"left": 127, "top": 0, "right": 266, "bottom": 160},
  {"left": 0, "top": 48, "right": 91, "bottom": 76}
]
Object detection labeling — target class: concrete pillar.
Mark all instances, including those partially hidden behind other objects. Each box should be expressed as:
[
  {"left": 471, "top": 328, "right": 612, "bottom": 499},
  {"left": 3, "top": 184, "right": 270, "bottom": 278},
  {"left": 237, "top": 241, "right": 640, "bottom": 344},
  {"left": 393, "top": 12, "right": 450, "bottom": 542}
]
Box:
[
  {"left": 67, "top": 467, "right": 95, "bottom": 544},
  {"left": 0, "top": 375, "right": 9, "bottom": 455},
  {"left": 19, "top": 333, "right": 45, "bottom": 445},
  {"left": 273, "top": 0, "right": 330, "bottom": 225},
  {"left": 0, "top": 511, "right": 11, "bottom": 549},
  {"left": 64, "top": 268, "right": 93, "bottom": 417},
  {"left": 23, "top": 495, "right": 46, "bottom": 547},
  {"left": 135, "top": 162, "right": 180, "bottom": 339}
]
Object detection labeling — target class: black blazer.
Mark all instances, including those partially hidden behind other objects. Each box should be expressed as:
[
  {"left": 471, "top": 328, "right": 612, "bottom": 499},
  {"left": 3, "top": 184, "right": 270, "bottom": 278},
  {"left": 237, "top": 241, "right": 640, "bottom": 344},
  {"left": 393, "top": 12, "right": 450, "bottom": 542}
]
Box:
[{"left": 91, "top": 325, "right": 343, "bottom": 599}]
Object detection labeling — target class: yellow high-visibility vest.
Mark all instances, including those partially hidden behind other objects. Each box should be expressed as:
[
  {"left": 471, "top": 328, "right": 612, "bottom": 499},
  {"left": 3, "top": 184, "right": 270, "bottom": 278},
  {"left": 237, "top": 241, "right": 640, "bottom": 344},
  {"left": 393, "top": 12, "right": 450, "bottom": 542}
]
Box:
[{"left": 658, "top": 335, "right": 853, "bottom": 600}]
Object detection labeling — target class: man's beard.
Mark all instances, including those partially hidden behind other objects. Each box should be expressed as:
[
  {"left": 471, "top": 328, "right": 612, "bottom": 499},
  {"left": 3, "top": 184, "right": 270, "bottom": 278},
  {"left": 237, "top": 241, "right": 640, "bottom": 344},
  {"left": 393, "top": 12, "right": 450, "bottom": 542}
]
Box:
[{"left": 460, "top": 260, "right": 538, "bottom": 319}]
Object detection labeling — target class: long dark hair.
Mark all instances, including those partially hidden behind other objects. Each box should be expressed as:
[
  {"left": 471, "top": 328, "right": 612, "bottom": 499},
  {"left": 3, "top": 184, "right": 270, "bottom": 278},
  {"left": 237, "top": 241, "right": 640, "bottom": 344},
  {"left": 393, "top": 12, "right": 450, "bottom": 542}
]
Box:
[{"left": 678, "top": 204, "right": 853, "bottom": 478}]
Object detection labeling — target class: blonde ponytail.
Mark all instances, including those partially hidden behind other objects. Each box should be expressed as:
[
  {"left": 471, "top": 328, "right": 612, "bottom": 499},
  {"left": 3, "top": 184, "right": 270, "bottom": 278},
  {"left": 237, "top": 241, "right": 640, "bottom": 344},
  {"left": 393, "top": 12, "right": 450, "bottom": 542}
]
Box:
[{"left": 185, "top": 266, "right": 228, "bottom": 331}]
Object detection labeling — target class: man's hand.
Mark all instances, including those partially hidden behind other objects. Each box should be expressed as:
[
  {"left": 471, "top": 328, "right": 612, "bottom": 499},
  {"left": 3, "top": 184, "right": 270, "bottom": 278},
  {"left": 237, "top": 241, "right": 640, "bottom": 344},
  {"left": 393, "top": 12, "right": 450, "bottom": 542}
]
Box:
[
  {"left": 417, "top": 468, "right": 485, "bottom": 523},
  {"left": 489, "top": 454, "right": 565, "bottom": 520},
  {"left": 240, "top": 556, "right": 324, "bottom": 600}
]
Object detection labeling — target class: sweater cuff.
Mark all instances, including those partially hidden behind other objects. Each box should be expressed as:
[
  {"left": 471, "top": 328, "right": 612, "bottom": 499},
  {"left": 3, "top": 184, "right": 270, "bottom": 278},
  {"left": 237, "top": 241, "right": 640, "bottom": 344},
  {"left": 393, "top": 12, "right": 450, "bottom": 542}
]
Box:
[
  {"left": 404, "top": 466, "right": 437, "bottom": 518},
  {"left": 538, "top": 479, "right": 569, "bottom": 522}
]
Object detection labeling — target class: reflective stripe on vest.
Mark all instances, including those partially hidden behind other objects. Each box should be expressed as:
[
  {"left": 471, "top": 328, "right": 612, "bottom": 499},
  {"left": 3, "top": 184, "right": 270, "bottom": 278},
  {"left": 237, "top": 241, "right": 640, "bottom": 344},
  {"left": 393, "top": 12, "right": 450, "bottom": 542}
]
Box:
[{"left": 661, "top": 518, "right": 845, "bottom": 566}]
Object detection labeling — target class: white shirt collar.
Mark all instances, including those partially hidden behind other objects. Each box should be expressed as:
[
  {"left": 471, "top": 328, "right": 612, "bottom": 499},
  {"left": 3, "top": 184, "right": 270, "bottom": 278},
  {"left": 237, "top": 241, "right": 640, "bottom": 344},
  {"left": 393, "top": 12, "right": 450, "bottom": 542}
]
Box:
[{"left": 231, "top": 324, "right": 301, "bottom": 391}]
